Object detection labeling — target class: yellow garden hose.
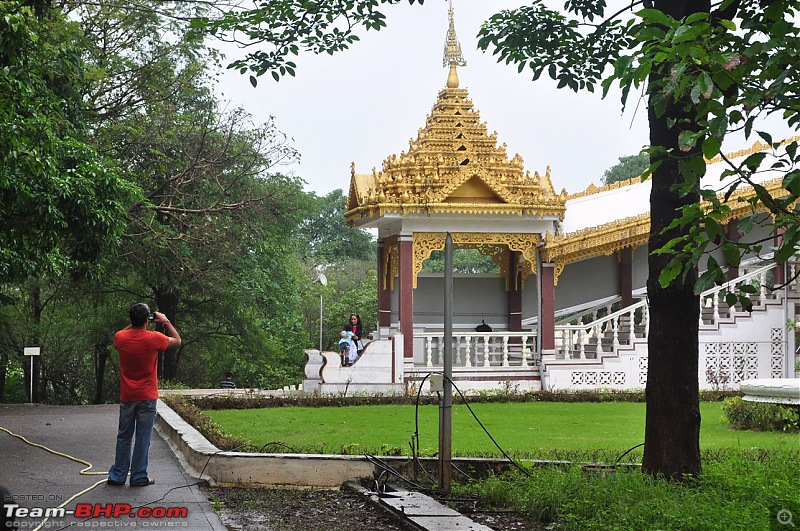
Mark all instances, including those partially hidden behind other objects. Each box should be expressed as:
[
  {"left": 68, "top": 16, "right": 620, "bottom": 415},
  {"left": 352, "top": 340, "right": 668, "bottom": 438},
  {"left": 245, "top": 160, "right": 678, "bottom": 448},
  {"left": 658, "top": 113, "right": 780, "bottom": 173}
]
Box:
[{"left": 0, "top": 426, "right": 109, "bottom": 531}]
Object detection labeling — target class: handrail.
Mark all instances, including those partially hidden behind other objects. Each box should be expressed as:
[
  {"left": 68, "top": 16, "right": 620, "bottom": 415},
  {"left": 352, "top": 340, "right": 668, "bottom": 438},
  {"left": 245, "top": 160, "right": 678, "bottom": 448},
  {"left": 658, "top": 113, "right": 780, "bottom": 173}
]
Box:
[
  {"left": 552, "top": 259, "right": 780, "bottom": 359},
  {"left": 414, "top": 256, "right": 782, "bottom": 364}
]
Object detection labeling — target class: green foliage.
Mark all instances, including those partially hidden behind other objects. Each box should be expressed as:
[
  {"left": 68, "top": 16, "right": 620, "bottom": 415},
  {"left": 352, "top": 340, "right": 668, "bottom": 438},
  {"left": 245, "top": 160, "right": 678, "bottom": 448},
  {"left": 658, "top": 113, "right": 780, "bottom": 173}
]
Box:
[
  {"left": 0, "top": 2, "right": 137, "bottom": 281},
  {"left": 422, "top": 248, "right": 499, "bottom": 274},
  {"left": 601, "top": 153, "right": 650, "bottom": 185},
  {"left": 174, "top": 388, "right": 741, "bottom": 410},
  {"left": 723, "top": 396, "right": 799, "bottom": 432},
  {"left": 479, "top": 1, "right": 800, "bottom": 300},
  {"left": 295, "top": 189, "right": 375, "bottom": 263},
  {"left": 1, "top": 363, "right": 29, "bottom": 403},
  {"left": 603, "top": 4, "right": 800, "bottom": 298},
  {"left": 189, "top": 0, "right": 424, "bottom": 84},
  {"left": 0, "top": 1, "right": 325, "bottom": 402},
  {"left": 453, "top": 449, "right": 800, "bottom": 530},
  {"left": 477, "top": 2, "right": 634, "bottom": 92}
]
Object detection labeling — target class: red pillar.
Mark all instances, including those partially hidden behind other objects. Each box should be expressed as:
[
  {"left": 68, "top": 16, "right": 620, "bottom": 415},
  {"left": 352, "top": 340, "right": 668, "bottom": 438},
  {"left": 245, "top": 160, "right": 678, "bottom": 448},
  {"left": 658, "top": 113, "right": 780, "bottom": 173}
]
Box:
[
  {"left": 540, "top": 263, "right": 555, "bottom": 354},
  {"left": 508, "top": 251, "right": 522, "bottom": 332},
  {"left": 377, "top": 240, "right": 392, "bottom": 327},
  {"left": 398, "top": 234, "right": 414, "bottom": 359},
  {"left": 620, "top": 248, "right": 633, "bottom": 308}
]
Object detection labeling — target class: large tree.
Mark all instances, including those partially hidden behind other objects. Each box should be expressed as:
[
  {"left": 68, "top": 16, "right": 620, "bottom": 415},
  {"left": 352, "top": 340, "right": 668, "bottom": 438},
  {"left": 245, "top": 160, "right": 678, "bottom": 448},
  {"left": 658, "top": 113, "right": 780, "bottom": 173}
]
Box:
[
  {"left": 478, "top": 0, "right": 799, "bottom": 479},
  {"left": 76, "top": 0, "right": 306, "bottom": 382},
  {"left": 0, "top": 2, "right": 136, "bottom": 283},
  {"left": 602, "top": 153, "right": 650, "bottom": 185},
  {"left": 296, "top": 189, "right": 375, "bottom": 264}
]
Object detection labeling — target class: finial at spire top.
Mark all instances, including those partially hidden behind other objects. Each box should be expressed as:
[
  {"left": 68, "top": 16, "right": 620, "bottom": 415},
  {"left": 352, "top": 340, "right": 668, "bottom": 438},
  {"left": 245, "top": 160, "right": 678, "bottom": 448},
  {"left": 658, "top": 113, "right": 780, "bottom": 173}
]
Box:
[{"left": 443, "top": 0, "right": 466, "bottom": 88}]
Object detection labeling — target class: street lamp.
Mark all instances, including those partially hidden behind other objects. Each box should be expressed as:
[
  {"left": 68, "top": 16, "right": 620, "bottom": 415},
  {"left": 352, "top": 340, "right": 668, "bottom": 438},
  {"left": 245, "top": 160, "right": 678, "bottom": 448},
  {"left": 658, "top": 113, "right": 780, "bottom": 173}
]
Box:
[{"left": 314, "top": 266, "right": 328, "bottom": 353}]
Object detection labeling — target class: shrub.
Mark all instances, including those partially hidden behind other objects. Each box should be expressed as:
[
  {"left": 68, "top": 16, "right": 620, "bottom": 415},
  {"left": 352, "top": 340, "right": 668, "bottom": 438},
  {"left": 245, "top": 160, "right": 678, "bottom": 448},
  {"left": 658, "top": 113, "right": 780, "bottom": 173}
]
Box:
[
  {"left": 453, "top": 448, "right": 800, "bottom": 530},
  {"left": 163, "top": 395, "right": 247, "bottom": 450},
  {"left": 723, "top": 396, "right": 799, "bottom": 432}
]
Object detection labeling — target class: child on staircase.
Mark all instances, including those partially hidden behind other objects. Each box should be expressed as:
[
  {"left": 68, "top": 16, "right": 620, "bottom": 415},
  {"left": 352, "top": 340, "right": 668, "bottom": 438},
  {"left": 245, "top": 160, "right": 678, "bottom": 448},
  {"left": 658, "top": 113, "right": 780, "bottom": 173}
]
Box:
[{"left": 339, "top": 323, "right": 354, "bottom": 367}]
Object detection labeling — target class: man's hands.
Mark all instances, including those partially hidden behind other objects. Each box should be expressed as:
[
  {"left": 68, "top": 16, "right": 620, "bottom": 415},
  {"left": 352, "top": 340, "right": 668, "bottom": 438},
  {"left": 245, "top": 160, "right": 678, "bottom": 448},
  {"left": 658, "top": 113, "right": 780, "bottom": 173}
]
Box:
[{"left": 151, "top": 311, "right": 170, "bottom": 325}]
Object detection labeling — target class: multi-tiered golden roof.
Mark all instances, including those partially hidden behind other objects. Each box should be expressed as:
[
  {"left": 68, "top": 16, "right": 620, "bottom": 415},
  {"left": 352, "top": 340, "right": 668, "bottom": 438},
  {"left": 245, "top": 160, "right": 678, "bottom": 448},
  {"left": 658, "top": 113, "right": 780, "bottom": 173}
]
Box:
[{"left": 345, "top": 4, "right": 567, "bottom": 226}]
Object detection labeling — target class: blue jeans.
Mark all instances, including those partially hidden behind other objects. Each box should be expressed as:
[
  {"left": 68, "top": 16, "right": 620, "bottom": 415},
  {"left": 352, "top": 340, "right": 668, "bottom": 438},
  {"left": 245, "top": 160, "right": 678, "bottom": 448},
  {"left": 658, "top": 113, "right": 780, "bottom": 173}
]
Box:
[{"left": 108, "top": 400, "right": 157, "bottom": 485}]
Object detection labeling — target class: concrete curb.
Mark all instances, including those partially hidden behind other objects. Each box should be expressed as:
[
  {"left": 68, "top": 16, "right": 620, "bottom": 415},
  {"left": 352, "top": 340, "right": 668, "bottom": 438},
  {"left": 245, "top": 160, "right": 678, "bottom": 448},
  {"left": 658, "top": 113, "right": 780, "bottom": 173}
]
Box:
[
  {"left": 156, "top": 398, "right": 377, "bottom": 488},
  {"left": 155, "top": 398, "right": 522, "bottom": 489}
]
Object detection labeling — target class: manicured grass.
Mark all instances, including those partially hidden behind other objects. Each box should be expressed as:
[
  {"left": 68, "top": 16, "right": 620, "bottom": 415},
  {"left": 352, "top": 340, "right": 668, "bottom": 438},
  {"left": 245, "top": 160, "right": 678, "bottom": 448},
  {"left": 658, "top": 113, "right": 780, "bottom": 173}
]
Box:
[
  {"left": 202, "top": 400, "right": 799, "bottom": 529},
  {"left": 205, "top": 401, "right": 797, "bottom": 457}
]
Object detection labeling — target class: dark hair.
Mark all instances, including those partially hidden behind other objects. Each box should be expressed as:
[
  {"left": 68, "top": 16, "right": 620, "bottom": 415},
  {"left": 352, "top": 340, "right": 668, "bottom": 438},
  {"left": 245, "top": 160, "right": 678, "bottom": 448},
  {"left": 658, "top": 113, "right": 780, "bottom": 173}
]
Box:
[
  {"left": 343, "top": 323, "right": 352, "bottom": 331},
  {"left": 129, "top": 303, "right": 150, "bottom": 327},
  {"left": 225, "top": 371, "right": 233, "bottom": 379}
]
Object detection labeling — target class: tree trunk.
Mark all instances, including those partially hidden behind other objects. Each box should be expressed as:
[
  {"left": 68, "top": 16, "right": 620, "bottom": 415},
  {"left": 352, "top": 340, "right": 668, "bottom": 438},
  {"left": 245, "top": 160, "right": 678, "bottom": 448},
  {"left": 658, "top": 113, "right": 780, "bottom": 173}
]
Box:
[
  {"left": 155, "top": 288, "right": 180, "bottom": 381},
  {"left": 93, "top": 342, "right": 110, "bottom": 404},
  {"left": 0, "top": 351, "right": 7, "bottom": 402},
  {"left": 642, "top": 0, "right": 709, "bottom": 479},
  {"left": 30, "top": 283, "right": 42, "bottom": 403}
]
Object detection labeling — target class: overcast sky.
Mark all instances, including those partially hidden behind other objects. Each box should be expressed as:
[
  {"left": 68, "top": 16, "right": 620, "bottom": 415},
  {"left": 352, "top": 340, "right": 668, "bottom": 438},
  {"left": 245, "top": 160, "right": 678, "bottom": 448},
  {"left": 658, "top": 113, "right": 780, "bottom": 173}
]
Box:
[{"left": 213, "top": 1, "right": 791, "bottom": 197}]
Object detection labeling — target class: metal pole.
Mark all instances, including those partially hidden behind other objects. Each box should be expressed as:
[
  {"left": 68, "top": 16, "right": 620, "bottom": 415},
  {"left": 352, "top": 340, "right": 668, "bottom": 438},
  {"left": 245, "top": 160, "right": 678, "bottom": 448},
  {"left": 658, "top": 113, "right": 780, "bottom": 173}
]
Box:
[
  {"left": 30, "top": 357, "right": 34, "bottom": 404},
  {"left": 319, "top": 294, "right": 324, "bottom": 353},
  {"left": 439, "top": 232, "right": 453, "bottom": 492}
]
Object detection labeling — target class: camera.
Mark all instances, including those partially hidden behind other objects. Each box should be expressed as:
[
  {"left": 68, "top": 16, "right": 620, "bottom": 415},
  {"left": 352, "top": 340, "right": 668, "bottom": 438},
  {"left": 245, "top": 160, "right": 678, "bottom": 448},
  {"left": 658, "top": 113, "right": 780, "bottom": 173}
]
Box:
[{"left": 148, "top": 314, "right": 156, "bottom": 322}]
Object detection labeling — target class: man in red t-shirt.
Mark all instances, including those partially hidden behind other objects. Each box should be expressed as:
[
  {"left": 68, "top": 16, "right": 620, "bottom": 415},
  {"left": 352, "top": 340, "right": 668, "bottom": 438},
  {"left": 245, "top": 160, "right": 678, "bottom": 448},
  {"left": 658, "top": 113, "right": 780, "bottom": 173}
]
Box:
[{"left": 107, "top": 303, "right": 181, "bottom": 486}]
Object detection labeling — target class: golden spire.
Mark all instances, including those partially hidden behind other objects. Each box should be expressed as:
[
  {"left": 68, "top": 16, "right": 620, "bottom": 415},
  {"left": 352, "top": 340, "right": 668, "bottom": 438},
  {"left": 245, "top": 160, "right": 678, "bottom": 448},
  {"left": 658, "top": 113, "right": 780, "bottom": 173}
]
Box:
[{"left": 443, "top": 0, "right": 466, "bottom": 88}]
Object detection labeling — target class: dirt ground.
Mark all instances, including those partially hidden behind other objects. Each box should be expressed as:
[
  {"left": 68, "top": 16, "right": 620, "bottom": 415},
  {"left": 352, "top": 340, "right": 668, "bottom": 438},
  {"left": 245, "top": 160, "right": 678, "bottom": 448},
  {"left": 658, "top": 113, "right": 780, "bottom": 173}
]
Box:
[{"left": 204, "top": 486, "right": 544, "bottom": 530}]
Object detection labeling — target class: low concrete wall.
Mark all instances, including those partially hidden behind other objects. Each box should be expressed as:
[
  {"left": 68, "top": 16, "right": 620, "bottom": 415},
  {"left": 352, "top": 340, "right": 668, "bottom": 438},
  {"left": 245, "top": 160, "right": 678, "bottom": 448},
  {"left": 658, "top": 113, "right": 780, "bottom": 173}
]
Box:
[
  {"left": 155, "top": 397, "right": 520, "bottom": 488},
  {"left": 156, "top": 398, "right": 377, "bottom": 487}
]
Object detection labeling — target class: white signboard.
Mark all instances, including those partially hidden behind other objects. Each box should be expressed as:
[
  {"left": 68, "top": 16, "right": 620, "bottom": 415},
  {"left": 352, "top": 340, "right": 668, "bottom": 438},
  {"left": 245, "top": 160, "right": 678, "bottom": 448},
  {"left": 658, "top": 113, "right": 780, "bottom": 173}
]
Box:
[{"left": 24, "top": 347, "right": 41, "bottom": 357}]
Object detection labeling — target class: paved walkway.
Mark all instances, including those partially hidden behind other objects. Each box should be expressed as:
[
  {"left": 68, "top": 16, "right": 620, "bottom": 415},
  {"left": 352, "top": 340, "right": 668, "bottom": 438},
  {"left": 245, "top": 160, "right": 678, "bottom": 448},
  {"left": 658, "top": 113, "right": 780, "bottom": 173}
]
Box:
[{"left": 0, "top": 403, "right": 226, "bottom": 530}]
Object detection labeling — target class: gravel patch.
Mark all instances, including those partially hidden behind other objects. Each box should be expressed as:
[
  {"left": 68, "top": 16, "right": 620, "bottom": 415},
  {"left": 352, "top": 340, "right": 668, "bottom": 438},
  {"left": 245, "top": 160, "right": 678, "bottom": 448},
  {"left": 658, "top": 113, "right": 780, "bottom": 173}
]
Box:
[{"left": 204, "top": 486, "right": 544, "bottom": 530}]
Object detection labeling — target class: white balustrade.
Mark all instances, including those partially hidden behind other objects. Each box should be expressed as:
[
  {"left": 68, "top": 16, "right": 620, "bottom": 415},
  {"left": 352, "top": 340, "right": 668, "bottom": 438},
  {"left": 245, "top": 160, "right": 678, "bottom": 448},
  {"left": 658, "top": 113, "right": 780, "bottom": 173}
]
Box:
[
  {"left": 414, "top": 330, "right": 540, "bottom": 369},
  {"left": 413, "top": 257, "right": 782, "bottom": 369}
]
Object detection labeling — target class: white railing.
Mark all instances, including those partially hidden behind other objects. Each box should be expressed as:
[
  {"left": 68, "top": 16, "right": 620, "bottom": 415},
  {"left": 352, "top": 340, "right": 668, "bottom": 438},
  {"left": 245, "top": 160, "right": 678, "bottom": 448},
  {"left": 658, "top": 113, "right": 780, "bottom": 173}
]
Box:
[
  {"left": 415, "top": 331, "right": 538, "bottom": 368},
  {"left": 552, "top": 259, "right": 781, "bottom": 360},
  {"left": 414, "top": 258, "right": 785, "bottom": 366},
  {"left": 700, "top": 261, "right": 779, "bottom": 326},
  {"left": 555, "top": 295, "right": 647, "bottom": 326},
  {"left": 555, "top": 299, "right": 649, "bottom": 360}
]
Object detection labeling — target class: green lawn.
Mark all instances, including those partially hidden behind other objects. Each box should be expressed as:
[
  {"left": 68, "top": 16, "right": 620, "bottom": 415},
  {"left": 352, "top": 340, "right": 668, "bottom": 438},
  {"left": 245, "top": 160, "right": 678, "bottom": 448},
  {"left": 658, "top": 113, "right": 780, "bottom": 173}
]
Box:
[{"left": 205, "top": 401, "right": 798, "bottom": 457}]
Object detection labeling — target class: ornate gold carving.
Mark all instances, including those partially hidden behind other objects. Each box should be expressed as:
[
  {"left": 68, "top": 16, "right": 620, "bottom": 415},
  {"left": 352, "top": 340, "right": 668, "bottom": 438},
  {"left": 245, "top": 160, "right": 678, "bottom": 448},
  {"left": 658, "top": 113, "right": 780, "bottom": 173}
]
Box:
[
  {"left": 718, "top": 176, "right": 788, "bottom": 224},
  {"left": 345, "top": 80, "right": 567, "bottom": 225},
  {"left": 387, "top": 244, "right": 399, "bottom": 292},
  {"left": 413, "top": 233, "right": 446, "bottom": 286},
  {"left": 443, "top": 0, "right": 466, "bottom": 69},
  {"left": 411, "top": 232, "right": 541, "bottom": 288},
  {"left": 566, "top": 136, "right": 800, "bottom": 201},
  {"left": 484, "top": 245, "right": 510, "bottom": 290},
  {"left": 542, "top": 215, "right": 651, "bottom": 285},
  {"left": 705, "top": 135, "right": 800, "bottom": 165},
  {"left": 541, "top": 172, "right": 791, "bottom": 285}
]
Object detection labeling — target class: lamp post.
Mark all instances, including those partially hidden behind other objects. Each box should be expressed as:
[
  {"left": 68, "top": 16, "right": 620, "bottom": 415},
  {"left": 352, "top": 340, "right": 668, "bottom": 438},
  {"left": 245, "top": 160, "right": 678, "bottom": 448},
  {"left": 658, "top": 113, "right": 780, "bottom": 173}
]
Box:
[{"left": 314, "top": 267, "right": 328, "bottom": 353}]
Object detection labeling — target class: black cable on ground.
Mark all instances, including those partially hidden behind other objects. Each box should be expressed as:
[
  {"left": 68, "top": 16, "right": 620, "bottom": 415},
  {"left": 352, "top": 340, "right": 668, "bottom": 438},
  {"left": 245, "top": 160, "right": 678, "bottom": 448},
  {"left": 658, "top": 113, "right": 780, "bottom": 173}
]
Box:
[
  {"left": 441, "top": 375, "right": 532, "bottom": 477},
  {"left": 616, "top": 442, "right": 645, "bottom": 465},
  {"left": 363, "top": 452, "right": 435, "bottom": 493}
]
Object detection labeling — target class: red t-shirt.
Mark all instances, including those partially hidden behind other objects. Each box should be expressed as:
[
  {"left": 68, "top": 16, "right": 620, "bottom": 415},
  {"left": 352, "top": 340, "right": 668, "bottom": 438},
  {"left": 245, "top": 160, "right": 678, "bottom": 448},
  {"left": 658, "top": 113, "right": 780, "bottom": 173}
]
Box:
[{"left": 113, "top": 328, "right": 170, "bottom": 402}]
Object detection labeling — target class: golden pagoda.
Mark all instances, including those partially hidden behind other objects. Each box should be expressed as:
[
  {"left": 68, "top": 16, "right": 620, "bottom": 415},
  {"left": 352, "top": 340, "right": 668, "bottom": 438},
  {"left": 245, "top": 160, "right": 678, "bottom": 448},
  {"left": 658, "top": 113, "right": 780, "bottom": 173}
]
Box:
[
  {"left": 345, "top": 3, "right": 567, "bottom": 226},
  {"left": 344, "top": 1, "right": 569, "bottom": 361}
]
